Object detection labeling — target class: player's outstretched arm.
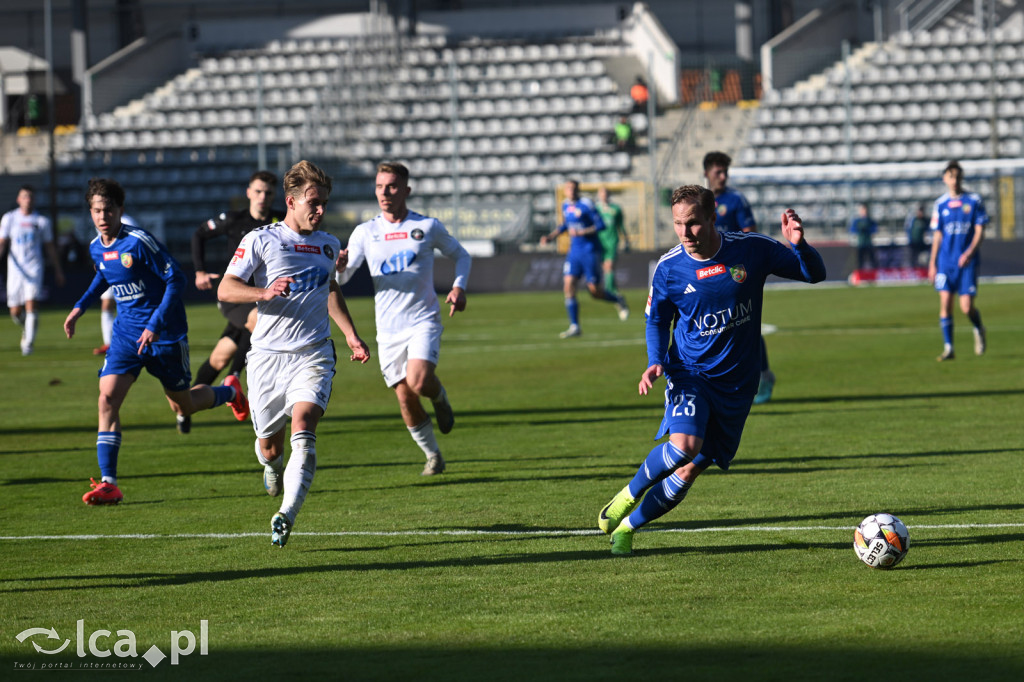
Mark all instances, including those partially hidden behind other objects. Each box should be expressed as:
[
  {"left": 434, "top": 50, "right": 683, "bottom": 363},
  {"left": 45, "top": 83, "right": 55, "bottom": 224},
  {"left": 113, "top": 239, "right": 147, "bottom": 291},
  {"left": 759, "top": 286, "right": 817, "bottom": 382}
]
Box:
[
  {"left": 328, "top": 281, "right": 370, "bottom": 364},
  {"left": 639, "top": 364, "right": 663, "bottom": 396}
]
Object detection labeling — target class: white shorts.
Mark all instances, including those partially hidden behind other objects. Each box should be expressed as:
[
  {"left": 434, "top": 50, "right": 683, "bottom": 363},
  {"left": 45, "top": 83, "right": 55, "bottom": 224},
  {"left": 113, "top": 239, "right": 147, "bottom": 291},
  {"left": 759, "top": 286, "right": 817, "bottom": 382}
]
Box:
[
  {"left": 378, "top": 321, "right": 443, "bottom": 388},
  {"left": 6, "top": 271, "right": 41, "bottom": 308},
  {"left": 246, "top": 339, "right": 336, "bottom": 439}
]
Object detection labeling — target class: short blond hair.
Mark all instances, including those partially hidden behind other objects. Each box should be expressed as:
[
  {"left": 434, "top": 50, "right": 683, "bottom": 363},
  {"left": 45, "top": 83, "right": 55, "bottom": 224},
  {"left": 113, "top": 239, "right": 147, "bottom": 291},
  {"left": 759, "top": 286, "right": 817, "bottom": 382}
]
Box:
[
  {"left": 283, "top": 160, "right": 332, "bottom": 199},
  {"left": 376, "top": 161, "right": 410, "bottom": 184}
]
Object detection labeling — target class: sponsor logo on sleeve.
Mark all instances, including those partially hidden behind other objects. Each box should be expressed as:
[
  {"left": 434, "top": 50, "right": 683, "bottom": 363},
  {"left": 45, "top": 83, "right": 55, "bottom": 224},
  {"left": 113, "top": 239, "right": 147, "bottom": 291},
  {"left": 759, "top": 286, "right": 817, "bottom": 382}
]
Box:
[{"left": 230, "top": 247, "right": 244, "bottom": 265}]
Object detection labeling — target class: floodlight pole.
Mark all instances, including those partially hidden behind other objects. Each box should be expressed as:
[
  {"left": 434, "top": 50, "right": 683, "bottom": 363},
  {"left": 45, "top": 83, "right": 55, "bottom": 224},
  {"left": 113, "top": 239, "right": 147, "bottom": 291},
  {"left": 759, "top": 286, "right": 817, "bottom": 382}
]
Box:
[{"left": 45, "top": 0, "right": 58, "bottom": 229}]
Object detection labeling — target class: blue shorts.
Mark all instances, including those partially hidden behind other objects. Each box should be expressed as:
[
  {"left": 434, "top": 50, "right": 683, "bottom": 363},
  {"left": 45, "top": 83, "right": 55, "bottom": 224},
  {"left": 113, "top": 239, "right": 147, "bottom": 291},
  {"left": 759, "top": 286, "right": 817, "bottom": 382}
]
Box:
[
  {"left": 934, "top": 260, "right": 978, "bottom": 296},
  {"left": 654, "top": 373, "right": 754, "bottom": 471},
  {"left": 563, "top": 249, "right": 602, "bottom": 285},
  {"left": 100, "top": 334, "right": 192, "bottom": 392}
]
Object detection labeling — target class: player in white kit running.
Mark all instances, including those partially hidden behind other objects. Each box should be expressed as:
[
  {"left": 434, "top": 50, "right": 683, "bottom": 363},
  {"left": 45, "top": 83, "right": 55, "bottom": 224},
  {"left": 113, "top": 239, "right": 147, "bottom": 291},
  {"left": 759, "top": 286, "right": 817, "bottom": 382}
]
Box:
[
  {"left": 0, "top": 185, "right": 65, "bottom": 355},
  {"left": 335, "top": 162, "right": 471, "bottom": 475},
  {"left": 218, "top": 160, "right": 371, "bottom": 547}
]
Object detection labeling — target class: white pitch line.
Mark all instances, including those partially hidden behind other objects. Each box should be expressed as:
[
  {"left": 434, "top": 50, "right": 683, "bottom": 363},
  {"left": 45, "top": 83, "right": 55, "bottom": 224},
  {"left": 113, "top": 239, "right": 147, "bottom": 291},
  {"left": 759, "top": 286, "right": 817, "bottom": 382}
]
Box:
[{"left": 1, "top": 523, "right": 1022, "bottom": 541}]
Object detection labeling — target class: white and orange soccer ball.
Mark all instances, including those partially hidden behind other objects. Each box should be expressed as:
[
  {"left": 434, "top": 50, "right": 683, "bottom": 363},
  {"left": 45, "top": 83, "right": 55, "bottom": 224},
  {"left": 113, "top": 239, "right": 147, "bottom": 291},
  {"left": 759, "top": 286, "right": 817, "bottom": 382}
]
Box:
[{"left": 854, "top": 513, "right": 910, "bottom": 569}]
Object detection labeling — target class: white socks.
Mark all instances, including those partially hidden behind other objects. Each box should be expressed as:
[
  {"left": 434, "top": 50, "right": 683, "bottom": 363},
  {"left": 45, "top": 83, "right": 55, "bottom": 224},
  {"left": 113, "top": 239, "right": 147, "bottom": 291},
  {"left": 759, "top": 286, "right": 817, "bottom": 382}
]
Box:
[
  {"left": 101, "top": 309, "right": 116, "bottom": 345},
  {"left": 408, "top": 418, "right": 440, "bottom": 459},
  {"left": 279, "top": 431, "right": 316, "bottom": 523}
]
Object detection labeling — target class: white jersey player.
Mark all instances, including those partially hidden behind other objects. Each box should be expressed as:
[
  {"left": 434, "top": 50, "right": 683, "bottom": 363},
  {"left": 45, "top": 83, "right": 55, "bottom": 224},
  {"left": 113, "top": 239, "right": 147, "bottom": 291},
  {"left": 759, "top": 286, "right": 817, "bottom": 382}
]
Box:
[
  {"left": 0, "top": 185, "right": 65, "bottom": 355},
  {"left": 335, "top": 161, "right": 471, "bottom": 475},
  {"left": 219, "top": 160, "right": 370, "bottom": 548}
]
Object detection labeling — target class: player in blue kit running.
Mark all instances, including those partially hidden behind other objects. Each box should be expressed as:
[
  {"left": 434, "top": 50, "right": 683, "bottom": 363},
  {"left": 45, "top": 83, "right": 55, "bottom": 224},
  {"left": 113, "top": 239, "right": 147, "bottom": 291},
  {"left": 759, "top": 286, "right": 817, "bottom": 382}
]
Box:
[
  {"left": 541, "top": 180, "right": 628, "bottom": 338},
  {"left": 703, "top": 151, "right": 775, "bottom": 404},
  {"left": 927, "top": 160, "right": 988, "bottom": 361},
  {"left": 63, "top": 178, "right": 245, "bottom": 505},
  {"left": 597, "top": 185, "right": 826, "bottom": 555}
]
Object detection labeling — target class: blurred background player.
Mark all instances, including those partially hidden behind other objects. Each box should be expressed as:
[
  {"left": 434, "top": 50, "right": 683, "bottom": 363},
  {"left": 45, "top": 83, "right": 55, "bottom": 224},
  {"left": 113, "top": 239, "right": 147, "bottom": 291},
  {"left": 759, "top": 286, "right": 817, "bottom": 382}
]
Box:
[
  {"left": 219, "top": 160, "right": 370, "bottom": 546},
  {"left": 335, "top": 161, "right": 470, "bottom": 476},
  {"left": 93, "top": 213, "right": 138, "bottom": 356},
  {"left": 702, "top": 151, "right": 774, "bottom": 404},
  {"left": 0, "top": 185, "right": 65, "bottom": 356},
  {"left": 904, "top": 203, "right": 930, "bottom": 268},
  {"left": 64, "top": 178, "right": 244, "bottom": 505},
  {"left": 928, "top": 160, "right": 988, "bottom": 362},
  {"left": 597, "top": 187, "right": 826, "bottom": 556},
  {"left": 179, "top": 170, "right": 278, "bottom": 433},
  {"left": 594, "top": 185, "right": 630, "bottom": 299},
  {"left": 540, "top": 179, "right": 628, "bottom": 338},
  {"left": 848, "top": 202, "right": 878, "bottom": 271}
]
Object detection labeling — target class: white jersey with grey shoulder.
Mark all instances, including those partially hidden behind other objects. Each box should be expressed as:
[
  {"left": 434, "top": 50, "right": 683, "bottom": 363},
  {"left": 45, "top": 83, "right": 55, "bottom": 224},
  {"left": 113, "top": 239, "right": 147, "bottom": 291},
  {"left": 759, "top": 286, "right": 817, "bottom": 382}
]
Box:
[
  {"left": 226, "top": 222, "right": 340, "bottom": 353},
  {"left": 336, "top": 211, "right": 471, "bottom": 334}
]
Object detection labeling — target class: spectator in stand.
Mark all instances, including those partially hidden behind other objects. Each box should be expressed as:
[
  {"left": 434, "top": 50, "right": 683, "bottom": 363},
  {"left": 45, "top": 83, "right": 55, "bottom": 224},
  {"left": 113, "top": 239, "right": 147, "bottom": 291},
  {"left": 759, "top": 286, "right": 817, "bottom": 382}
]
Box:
[
  {"left": 904, "top": 203, "right": 929, "bottom": 268},
  {"left": 630, "top": 76, "right": 649, "bottom": 114},
  {"left": 613, "top": 116, "right": 634, "bottom": 152},
  {"left": 849, "top": 203, "right": 878, "bottom": 271}
]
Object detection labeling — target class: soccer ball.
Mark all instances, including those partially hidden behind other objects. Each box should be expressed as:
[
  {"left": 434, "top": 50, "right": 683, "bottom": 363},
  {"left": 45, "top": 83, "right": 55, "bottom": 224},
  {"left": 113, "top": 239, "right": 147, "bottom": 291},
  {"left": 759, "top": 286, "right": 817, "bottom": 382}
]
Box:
[{"left": 853, "top": 513, "right": 910, "bottom": 569}]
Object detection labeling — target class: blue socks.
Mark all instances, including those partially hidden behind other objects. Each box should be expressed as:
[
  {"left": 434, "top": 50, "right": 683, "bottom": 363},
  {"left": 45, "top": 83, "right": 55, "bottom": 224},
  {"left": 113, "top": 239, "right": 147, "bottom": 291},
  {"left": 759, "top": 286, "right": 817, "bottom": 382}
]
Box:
[
  {"left": 565, "top": 298, "right": 579, "bottom": 326},
  {"left": 627, "top": 441, "right": 689, "bottom": 499},
  {"left": 940, "top": 317, "right": 954, "bottom": 347},
  {"left": 97, "top": 431, "right": 121, "bottom": 483},
  {"left": 627, "top": 473, "right": 692, "bottom": 529},
  {"left": 210, "top": 384, "right": 234, "bottom": 408}
]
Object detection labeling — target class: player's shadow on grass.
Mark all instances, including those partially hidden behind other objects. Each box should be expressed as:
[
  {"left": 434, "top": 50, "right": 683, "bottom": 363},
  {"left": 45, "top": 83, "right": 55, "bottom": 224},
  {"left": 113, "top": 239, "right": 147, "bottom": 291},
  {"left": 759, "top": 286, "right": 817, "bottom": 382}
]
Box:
[{"left": 756, "top": 386, "right": 1024, "bottom": 409}]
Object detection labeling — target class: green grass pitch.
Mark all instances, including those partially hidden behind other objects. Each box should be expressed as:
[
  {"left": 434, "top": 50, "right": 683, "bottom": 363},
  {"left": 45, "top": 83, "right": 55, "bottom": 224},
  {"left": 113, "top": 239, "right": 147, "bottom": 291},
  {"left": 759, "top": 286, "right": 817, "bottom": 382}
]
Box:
[{"left": 1, "top": 282, "right": 1022, "bottom": 681}]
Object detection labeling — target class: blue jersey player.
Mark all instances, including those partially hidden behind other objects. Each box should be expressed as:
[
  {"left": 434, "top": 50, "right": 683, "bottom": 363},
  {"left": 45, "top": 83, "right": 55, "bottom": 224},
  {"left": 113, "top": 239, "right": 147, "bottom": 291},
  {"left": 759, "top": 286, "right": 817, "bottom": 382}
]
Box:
[
  {"left": 704, "top": 151, "right": 775, "bottom": 405},
  {"left": 540, "top": 180, "right": 628, "bottom": 338},
  {"left": 597, "top": 185, "right": 826, "bottom": 555},
  {"left": 927, "top": 160, "right": 987, "bottom": 361},
  {"left": 63, "top": 178, "right": 244, "bottom": 505}
]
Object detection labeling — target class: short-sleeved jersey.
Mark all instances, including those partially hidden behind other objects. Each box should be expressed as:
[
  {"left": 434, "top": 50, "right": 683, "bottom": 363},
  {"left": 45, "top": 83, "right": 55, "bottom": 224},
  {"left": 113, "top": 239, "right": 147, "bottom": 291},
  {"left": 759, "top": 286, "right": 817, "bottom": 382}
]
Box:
[
  {"left": 646, "top": 232, "right": 825, "bottom": 395},
  {"left": 0, "top": 209, "right": 52, "bottom": 280},
  {"left": 75, "top": 225, "right": 188, "bottom": 344},
  {"left": 713, "top": 188, "right": 756, "bottom": 232},
  {"left": 558, "top": 198, "right": 605, "bottom": 255},
  {"left": 226, "top": 222, "right": 340, "bottom": 353},
  {"left": 930, "top": 191, "right": 988, "bottom": 270},
  {"left": 338, "top": 211, "right": 471, "bottom": 334},
  {"left": 191, "top": 209, "right": 279, "bottom": 273}
]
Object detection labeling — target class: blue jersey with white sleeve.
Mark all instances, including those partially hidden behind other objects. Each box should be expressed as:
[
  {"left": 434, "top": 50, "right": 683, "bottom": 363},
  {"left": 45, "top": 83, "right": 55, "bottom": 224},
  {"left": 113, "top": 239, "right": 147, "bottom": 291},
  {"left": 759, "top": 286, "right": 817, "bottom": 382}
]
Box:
[
  {"left": 75, "top": 224, "right": 188, "bottom": 344},
  {"left": 930, "top": 191, "right": 987, "bottom": 271},
  {"left": 558, "top": 198, "right": 605, "bottom": 255},
  {"left": 713, "top": 187, "right": 756, "bottom": 232},
  {"left": 645, "top": 231, "right": 825, "bottom": 395}
]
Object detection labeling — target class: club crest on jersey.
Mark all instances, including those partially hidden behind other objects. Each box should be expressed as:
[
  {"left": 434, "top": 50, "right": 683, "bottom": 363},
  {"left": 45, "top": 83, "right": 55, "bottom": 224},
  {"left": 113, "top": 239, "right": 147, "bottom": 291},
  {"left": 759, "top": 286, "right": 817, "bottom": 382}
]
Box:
[
  {"left": 697, "top": 264, "right": 726, "bottom": 280},
  {"left": 385, "top": 232, "right": 408, "bottom": 241},
  {"left": 411, "top": 228, "right": 424, "bottom": 241},
  {"left": 120, "top": 253, "right": 133, "bottom": 268},
  {"left": 103, "top": 251, "right": 119, "bottom": 261},
  {"left": 295, "top": 244, "right": 322, "bottom": 255},
  {"left": 729, "top": 265, "right": 747, "bottom": 283},
  {"left": 962, "top": 204, "right": 972, "bottom": 214},
  {"left": 717, "top": 204, "right": 728, "bottom": 216}
]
